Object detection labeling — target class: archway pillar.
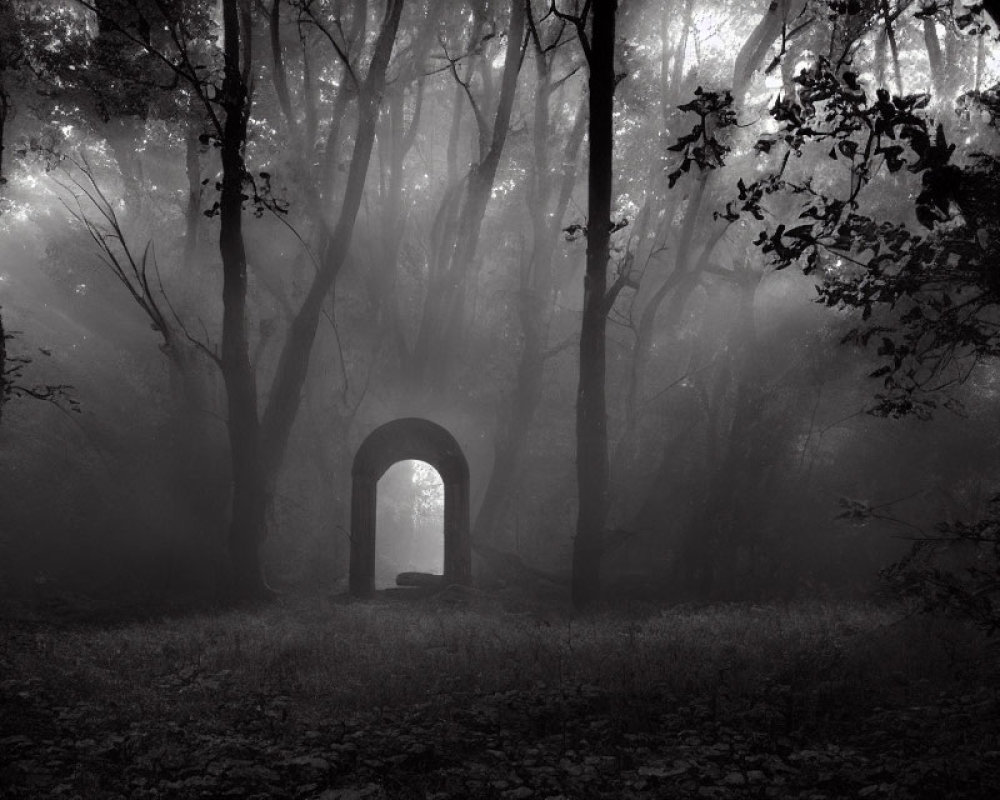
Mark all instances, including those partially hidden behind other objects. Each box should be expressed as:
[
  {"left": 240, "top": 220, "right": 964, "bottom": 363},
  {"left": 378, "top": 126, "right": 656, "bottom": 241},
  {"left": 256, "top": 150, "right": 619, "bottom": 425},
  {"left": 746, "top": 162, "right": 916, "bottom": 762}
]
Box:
[
  {"left": 349, "top": 476, "right": 377, "bottom": 596},
  {"left": 443, "top": 480, "right": 471, "bottom": 587}
]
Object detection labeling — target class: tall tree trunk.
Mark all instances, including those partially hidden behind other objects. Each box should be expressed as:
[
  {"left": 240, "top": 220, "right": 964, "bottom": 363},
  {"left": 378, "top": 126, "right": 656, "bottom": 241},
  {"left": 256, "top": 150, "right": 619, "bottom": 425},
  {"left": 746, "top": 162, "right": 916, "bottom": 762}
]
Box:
[
  {"left": 474, "top": 29, "right": 586, "bottom": 547},
  {"left": 0, "top": 79, "right": 8, "bottom": 188},
  {"left": 573, "top": 0, "right": 617, "bottom": 610},
  {"left": 732, "top": 0, "right": 802, "bottom": 107},
  {"left": 410, "top": 0, "right": 526, "bottom": 388},
  {"left": 922, "top": 14, "right": 945, "bottom": 97},
  {"left": 269, "top": 0, "right": 299, "bottom": 152},
  {"left": 260, "top": 0, "right": 404, "bottom": 479},
  {"left": 368, "top": 0, "right": 440, "bottom": 333},
  {"left": 625, "top": 173, "right": 708, "bottom": 423},
  {"left": 976, "top": 21, "right": 986, "bottom": 93},
  {"left": 666, "top": 0, "right": 695, "bottom": 118},
  {"left": 217, "top": 0, "right": 267, "bottom": 602},
  {"left": 0, "top": 308, "right": 6, "bottom": 424},
  {"left": 0, "top": 0, "right": 11, "bottom": 187},
  {"left": 616, "top": 0, "right": 779, "bottom": 482},
  {"left": 220, "top": 0, "right": 403, "bottom": 601},
  {"left": 610, "top": 0, "right": 700, "bottom": 479},
  {"left": 882, "top": 0, "right": 904, "bottom": 94}
]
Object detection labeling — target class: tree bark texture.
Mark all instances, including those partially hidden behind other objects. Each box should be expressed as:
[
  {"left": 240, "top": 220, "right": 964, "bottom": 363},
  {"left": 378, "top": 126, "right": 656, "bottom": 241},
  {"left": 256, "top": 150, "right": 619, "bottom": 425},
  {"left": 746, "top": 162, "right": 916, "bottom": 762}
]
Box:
[
  {"left": 217, "top": 0, "right": 268, "bottom": 603},
  {"left": 0, "top": 79, "right": 8, "bottom": 187},
  {"left": 0, "top": 0, "right": 11, "bottom": 187},
  {"left": 0, "top": 309, "right": 6, "bottom": 424},
  {"left": 573, "top": 0, "right": 617, "bottom": 610}
]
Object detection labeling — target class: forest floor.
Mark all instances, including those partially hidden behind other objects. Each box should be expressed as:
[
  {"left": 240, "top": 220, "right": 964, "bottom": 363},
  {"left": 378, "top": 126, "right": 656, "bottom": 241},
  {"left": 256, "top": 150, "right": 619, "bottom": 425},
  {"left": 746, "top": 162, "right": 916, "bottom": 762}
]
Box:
[{"left": 1, "top": 590, "right": 998, "bottom": 799}]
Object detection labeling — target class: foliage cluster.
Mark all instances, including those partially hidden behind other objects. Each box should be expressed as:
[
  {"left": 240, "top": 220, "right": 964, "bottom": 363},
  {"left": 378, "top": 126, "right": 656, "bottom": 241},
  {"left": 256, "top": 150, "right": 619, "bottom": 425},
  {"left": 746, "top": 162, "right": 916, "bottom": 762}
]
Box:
[
  {"left": 730, "top": 57, "right": 1000, "bottom": 419},
  {"left": 714, "top": 39, "right": 1000, "bottom": 627}
]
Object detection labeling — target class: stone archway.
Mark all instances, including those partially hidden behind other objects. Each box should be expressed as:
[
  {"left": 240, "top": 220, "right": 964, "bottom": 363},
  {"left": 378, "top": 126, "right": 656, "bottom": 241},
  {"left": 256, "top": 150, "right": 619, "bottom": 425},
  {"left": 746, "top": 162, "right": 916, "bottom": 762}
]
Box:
[{"left": 349, "top": 418, "right": 471, "bottom": 596}]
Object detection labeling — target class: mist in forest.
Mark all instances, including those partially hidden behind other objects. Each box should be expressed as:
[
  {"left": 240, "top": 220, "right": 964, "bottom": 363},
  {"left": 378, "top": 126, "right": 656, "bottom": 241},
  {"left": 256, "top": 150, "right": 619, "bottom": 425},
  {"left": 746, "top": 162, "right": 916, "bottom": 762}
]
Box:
[
  {"left": 0, "top": 0, "right": 999, "bottom": 616},
  {"left": 375, "top": 461, "right": 444, "bottom": 588},
  {"left": 8, "top": 4, "right": 1000, "bottom": 798}
]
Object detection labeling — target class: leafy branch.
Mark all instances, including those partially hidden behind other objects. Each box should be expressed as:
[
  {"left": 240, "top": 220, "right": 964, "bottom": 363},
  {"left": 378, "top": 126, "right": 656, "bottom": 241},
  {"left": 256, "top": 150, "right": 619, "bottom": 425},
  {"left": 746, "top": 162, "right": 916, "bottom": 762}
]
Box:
[
  {"left": 665, "top": 87, "right": 738, "bottom": 188},
  {"left": 724, "top": 57, "right": 1000, "bottom": 417}
]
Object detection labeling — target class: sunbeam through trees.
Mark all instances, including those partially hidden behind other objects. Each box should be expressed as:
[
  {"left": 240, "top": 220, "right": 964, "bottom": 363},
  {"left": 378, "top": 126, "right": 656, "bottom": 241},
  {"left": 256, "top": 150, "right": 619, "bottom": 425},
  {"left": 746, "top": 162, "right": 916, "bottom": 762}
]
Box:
[{"left": 2, "top": 1, "right": 1000, "bottom": 795}]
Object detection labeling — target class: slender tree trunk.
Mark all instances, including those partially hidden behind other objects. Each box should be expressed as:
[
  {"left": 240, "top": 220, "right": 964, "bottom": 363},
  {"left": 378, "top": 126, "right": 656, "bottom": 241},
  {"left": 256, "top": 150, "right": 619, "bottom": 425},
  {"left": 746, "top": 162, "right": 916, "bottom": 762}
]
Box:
[
  {"left": 875, "top": 16, "right": 886, "bottom": 89},
  {"left": 626, "top": 173, "right": 707, "bottom": 417},
  {"left": 313, "top": 0, "right": 366, "bottom": 207},
  {"left": 474, "top": 90, "right": 586, "bottom": 547},
  {"left": 976, "top": 23, "right": 986, "bottom": 93},
  {"left": 319, "top": 83, "right": 354, "bottom": 205},
  {"left": 942, "top": 17, "right": 960, "bottom": 99},
  {"left": 0, "top": 0, "right": 11, "bottom": 187},
  {"left": 668, "top": 0, "right": 695, "bottom": 110},
  {"left": 922, "top": 15, "right": 945, "bottom": 97},
  {"left": 260, "top": 0, "right": 404, "bottom": 477},
  {"left": 269, "top": 0, "right": 300, "bottom": 152},
  {"left": 220, "top": 0, "right": 403, "bottom": 601},
  {"left": 0, "top": 308, "right": 6, "bottom": 424},
  {"left": 371, "top": 73, "right": 425, "bottom": 329},
  {"left": 732, "top": 0, "right": 800, "bottom": 107},
  {"left": 411, "top": 0, "right": 526, "bottom": 388},
  {"left": 610, "top": 0, "right": 700, "bottom": 478},
  {"left": 217, "top": 0, "right": 267, "bottom": 602},
  {"left": 0, "top": 80, "right": 8, "bottom": 188},
  {"left": 882, "top": 0, "right": 903, "bottom": 94},
  {"left": 573, "top": 0, "right": 617, "bottom": 610},
  {"left": 617, "top": 0, "right": 778, "bottom": 477}
]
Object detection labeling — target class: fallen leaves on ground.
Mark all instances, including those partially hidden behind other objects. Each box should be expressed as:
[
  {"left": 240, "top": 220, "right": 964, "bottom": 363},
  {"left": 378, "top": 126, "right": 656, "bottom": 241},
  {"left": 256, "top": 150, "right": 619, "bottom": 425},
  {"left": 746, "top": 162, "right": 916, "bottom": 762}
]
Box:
[{"left": 2, "top": 660, "right": 999, "bottom": 799}]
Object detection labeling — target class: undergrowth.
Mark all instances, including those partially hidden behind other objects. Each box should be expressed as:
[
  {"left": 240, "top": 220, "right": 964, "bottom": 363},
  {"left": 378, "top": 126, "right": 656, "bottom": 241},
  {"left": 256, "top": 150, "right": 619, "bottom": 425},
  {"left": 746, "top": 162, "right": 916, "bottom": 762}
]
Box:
[
  {"left": 2, "top": 596, "right": 989, "bottom": 731},
  {"left": 3, "top": 597, "right": 998, "bottom": 799}
]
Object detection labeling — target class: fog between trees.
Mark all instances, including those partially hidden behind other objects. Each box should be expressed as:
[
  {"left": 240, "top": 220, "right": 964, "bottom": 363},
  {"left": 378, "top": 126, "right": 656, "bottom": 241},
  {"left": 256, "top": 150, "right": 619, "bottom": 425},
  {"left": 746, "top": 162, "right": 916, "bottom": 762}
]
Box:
[{"left": 2, "top": 0, "right": 1000, "bottom": 611}]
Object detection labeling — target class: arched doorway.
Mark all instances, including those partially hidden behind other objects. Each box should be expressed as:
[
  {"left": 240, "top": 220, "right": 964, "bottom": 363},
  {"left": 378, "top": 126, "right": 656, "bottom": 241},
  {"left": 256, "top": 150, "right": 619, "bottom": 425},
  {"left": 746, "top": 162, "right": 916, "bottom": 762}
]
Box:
[
  {"left": 349, "top": 418, "right": 470, "bottom": 596},
  {"left": 375, "top": 460, "right": 443, "bottom": 587}
]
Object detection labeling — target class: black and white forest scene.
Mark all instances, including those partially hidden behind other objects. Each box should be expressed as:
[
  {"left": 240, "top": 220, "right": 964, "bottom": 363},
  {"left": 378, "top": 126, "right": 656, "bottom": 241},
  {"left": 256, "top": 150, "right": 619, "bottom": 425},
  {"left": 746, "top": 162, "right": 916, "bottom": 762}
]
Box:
[{"left": 1, "top": 0, "right": 1000, "bottom": 797}]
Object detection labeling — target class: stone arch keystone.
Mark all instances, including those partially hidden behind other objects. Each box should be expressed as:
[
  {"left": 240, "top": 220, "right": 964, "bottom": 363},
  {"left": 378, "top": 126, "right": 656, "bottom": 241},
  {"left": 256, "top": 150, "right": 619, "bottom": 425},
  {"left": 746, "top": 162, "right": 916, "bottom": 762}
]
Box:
[{"left": 349, "top": 418, "right": 471, "bottom": 596}]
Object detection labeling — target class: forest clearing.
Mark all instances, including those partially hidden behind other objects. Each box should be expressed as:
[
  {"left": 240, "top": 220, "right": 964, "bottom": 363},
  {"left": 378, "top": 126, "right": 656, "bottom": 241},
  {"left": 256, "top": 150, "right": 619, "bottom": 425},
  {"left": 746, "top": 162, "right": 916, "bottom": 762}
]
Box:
[{"left": 2, "top": 597, "right": 999, "bottom": 799}]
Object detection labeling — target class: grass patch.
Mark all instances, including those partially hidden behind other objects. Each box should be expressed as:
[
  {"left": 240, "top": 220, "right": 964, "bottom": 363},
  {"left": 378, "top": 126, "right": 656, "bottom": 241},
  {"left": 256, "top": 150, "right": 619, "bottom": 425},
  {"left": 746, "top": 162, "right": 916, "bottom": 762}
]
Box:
[
  {"left": 2, "top": 596, "right": 989, "bottom": 726},
  {"left": 2, "top": 596, "right": 997, "bottom": 798}
]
